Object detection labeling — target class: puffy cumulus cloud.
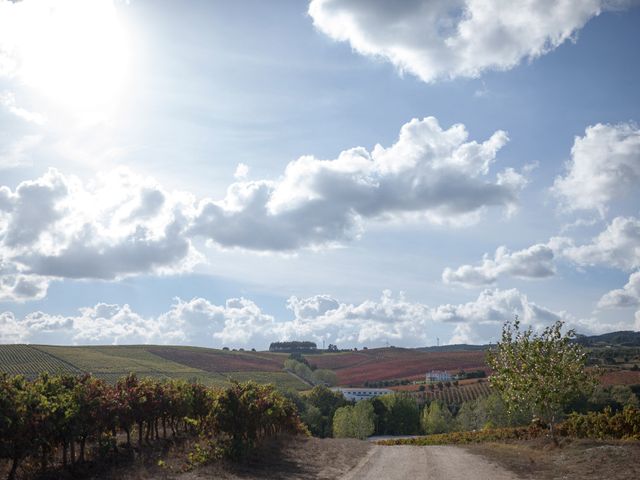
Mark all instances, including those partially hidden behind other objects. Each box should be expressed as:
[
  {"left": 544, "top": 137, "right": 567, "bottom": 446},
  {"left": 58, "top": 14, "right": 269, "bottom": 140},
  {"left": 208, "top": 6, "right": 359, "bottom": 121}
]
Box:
[
  {"left": 1, "top": 289, "right": 589, "bottom": 348},
  {"left": 0, "top": 259, "right": 49, "bottom": 302},
  {"left": 432, "top": 289, "right": 565, "bottom": 344},
  {"left": 0, "top": 168, "right": 199, "bottom": 300},
  {"left": 157, "top": 297, "right": 278, "bottom": 347},
  {"left": 552, "top": 123, "right": 640, "bottom": 214},
  {"left": 282, "top": 290, "right": 433, "bottom": 345},
  {"left": 191, "top": 117, "right": 525, "bottom": 251},
  {"left": 308, "top": 0, "right": 622, "bottom": 83},
  {"left": 0, "top": 116, "right": 526, "bottom": 300},
  {"left": 598, "top": 271, "right": 640, "bottom": 309},
  {"left": 0, "top": 311, "right": 27, "bottom": 343},
  {"left": 442, "top": 244, "right": 555, "bottom": 287},
  {"left": 552, "top": 216, "right": 640, "bottom": 271}
]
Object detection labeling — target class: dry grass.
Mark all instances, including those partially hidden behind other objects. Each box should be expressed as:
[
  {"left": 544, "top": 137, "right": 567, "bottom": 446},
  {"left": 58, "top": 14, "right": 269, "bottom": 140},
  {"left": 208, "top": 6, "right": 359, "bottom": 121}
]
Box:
[
  {"left": 1, "top": 436, "right": 371, "bottom": 480},
  {"left": 466, "top": 437, "right": 640, "bottom": 480}
]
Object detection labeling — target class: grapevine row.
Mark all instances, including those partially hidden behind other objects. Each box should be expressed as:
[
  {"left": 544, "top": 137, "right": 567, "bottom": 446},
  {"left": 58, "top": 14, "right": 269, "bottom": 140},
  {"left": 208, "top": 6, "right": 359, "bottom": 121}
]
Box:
[{"left": 0, "top": 372, "right": 305, "bottom": 480}]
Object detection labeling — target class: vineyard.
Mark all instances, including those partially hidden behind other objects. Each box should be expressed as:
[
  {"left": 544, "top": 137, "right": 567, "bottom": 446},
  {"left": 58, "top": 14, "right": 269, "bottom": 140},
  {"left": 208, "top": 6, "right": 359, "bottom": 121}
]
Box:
[
  {"left": 0, "top": 345, "right": 80, "bottom": 378},
  {"left": 0, "top": 345, "right": 307, "bottom": 391},
  {"left": 305, "top": 348, "right": 488, "bottom": 386},
  {"left": 0, "top": 344, "right": 493, "bottom": 390},
  {"left": 0, "top": 373, "right": 305, "bottom": 480}
]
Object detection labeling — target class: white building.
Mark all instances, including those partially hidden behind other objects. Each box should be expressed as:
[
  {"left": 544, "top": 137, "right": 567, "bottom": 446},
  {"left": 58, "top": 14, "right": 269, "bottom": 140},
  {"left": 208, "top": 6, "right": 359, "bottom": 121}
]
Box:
[
  {"left": 425, "top": 370, "right": 452, "bottom": 383},
  {"left": 332, "top": 387, "right": 394, "bottom": 402}
]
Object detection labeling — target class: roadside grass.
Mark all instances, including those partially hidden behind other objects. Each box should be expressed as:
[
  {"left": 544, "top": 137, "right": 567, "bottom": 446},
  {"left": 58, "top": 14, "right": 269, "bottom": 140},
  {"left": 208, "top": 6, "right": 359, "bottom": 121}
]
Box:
[
  {"left": 378, "top": 421, "right": 640, "bottom": 480},
  {"left": 376, "top": 426, "right": 542, "bottom": 446},
  {"left": 466, "top": 438, "right": 640, "bottom": 480}
]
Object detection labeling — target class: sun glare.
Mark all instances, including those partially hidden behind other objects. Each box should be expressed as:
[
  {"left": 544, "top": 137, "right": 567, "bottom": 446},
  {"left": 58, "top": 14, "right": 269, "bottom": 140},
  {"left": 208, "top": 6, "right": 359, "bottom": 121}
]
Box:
[{"left": 11, "top": 0, "right": 129, "bottom": 121}]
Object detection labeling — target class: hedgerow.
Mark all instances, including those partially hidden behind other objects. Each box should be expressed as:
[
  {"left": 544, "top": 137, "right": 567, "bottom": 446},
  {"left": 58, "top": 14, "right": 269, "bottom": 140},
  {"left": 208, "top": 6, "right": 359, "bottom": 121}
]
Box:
[{"left": 0, "top": 373, "right": 306, "bottom": 480}]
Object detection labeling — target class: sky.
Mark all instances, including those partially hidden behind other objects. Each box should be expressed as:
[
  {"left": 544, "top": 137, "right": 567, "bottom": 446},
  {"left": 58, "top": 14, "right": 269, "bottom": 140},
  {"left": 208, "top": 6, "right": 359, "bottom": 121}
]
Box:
[{"left": 1, "top": 0, "right": 640, "bottom": 349}]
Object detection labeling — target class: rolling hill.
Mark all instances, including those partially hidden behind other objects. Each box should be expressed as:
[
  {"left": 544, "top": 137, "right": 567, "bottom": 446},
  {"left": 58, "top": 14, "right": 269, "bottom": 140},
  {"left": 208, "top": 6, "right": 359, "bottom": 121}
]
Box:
[{"left": 0, "top": 344, "right": 490, "bottom": 389}]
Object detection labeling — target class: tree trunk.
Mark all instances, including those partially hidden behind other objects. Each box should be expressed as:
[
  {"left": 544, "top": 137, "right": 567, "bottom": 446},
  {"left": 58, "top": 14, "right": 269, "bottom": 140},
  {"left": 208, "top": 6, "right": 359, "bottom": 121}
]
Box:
[
  {"left": 138, "top": 422, "right": 144, "bottom": 449},
  {"left": 40, "top": 445, "right": 47, "bottom": 472},
  {"left": 8, "top": 456, "right": 20, "bottom": 480},
  {"left": 125, "top": 427, "right": 131, "bottom": 448},
  {"left": 80, "top": 437, "right": 86, "bottom": 462},
  {"left": 62, "top": 442, "right": 68, "bottom": 469},
  {"left": 70, "top": 441, "right": 76, "bottom": 466},
  {"left": 145, "top": 421, "right": 151, "bottom": 444}
]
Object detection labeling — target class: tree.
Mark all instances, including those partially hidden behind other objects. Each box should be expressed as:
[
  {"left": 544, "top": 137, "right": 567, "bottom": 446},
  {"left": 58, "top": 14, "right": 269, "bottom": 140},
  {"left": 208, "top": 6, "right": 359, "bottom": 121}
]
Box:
[
  {"left": 421, "top": 401, "right": 453, "bottom": 434},
  {"left": 333, "top": 401, "right": 375, "bottom": 439},
  {"left": 487, "top": 319, "right": 595, "bottom": 438},
  {"left": 379, "top": 393, "right": 420, "bottom": 435},
  {"left": 304, "top": 385, "right": 346, "bottom": 437}
]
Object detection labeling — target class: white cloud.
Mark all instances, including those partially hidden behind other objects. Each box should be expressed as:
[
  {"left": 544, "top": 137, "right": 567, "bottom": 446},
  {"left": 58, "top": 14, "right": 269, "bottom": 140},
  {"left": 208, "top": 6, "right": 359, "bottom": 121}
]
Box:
[
  {"left": 442, "top": 244, "right": 555, "bottom": 287},
  {"left": 552, "top": 123, "right": 640, "bottom": 214},
  {"left": 0, "top": 312, "right": 27, "bottom": 343},
  {"left": 0, "top": 168, "right": 199, "bottom": 299},
  {"left": 234, "top": 163, "right": 250, "bottom": 180},
  {"left": 0, "top": 91, "right": 45, "bottom": 124},
  {"left": 1, "top": 288, "right": 574, "bottom": 348},
  {"left": 191, "top": 116, "right": 525, "bottom": 251},
  {"left": 157, "top": 297, "right": 278, "bottom": 347},
  {"left": 308, "top": 0, "right": 623, "bottom": 83},
  {"left": 598, "top": 271, "right": 640, "bottom": 309},
  {"left": 0, "top": 134, "right": 42, "bottom": 169},
  {"left": 552, "top": 216, "right": 640, "bottom": 271},
  {"left": 0, "top": 117, "right": 526, "bottom": 300}
]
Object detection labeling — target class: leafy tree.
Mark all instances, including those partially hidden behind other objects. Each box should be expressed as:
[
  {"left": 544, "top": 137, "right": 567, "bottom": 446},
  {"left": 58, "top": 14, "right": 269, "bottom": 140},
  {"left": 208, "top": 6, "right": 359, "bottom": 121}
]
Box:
[
  {"left": 379, "top": 393, "right": 420, "bottom": 435},
  {"left": 487, "top": 319, "right": 595, "bottom": 437},
  {"left": 456, "top": 400, "right": 481, "bottom": 431},
  {"left": 421, "top": 401, "right": 453, "bottom": 434},
  {"left": 304, "top": 385, "right": 346, "bottom": 437},
  {"left": 333, "top": 401, "right": 375, "bottom": 439}
]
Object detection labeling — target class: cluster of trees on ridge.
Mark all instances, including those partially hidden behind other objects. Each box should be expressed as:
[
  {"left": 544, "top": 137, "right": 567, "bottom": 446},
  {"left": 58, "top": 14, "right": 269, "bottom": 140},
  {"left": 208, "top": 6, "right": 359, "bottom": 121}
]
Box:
[{"left": 268, "top": 341, "right": 318, "bottom": 352}]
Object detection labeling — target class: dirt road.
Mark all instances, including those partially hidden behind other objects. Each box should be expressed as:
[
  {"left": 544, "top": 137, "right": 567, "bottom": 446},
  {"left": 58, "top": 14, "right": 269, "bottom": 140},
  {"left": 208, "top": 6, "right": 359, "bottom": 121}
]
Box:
[{"left": 342, "top": 445, "right": 523, "bottom": 480}]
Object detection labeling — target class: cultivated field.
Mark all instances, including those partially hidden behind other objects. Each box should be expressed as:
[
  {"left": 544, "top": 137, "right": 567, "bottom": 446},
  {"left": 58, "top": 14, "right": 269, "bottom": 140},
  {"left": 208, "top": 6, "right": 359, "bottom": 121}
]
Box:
[
  {"left": 305, "top": 347, "right": 488, "bottom": 386},
  {"left": 391, "top": 379, "right": 492, "bottom": 404},
  {"left": 0, "top": 344, "right": 307, "bottom": 390}
]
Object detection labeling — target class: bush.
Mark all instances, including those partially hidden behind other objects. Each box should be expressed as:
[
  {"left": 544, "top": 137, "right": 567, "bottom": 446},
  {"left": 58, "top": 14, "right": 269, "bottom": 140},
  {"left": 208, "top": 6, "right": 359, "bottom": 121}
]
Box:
[
  {"left": 559, "top": 406, "right": 640, "bottom": 440},
  {"left": 202, "top": 381, "right": 307, "bottom": 460}
]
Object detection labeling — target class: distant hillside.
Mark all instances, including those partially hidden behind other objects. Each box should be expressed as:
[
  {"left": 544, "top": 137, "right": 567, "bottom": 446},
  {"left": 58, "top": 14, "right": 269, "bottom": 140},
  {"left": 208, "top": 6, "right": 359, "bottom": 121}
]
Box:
[
  {"left": 414, "top": 331, "right": 640, "bottom": 351},
  {"left": 305, "top": 347, "right": 488, "bottom": 386},
  {"left": 415, "top": 344, "right": 488, "bottom": 352},
  {"left": 0, "top": 344, "right": 307, "bottom": 391},
  {"left": 575, "top": 330, "right": 640, "bottom": 347},
  {"left": 0, "top": 344, "right": 491, "bottom": 389}
]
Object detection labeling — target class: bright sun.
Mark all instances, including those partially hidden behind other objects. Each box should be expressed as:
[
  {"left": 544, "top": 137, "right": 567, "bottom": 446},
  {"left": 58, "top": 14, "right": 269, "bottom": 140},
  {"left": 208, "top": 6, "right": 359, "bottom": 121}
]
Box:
[{"left": 6, "top": 0, "right": 129, "bottom": 120}]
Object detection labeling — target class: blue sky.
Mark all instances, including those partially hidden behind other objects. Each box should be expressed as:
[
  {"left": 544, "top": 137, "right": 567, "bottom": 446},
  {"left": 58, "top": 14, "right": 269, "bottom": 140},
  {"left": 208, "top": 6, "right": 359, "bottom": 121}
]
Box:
[{"left": 1, "top": 0, "right": 639, "bottom": 348}]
